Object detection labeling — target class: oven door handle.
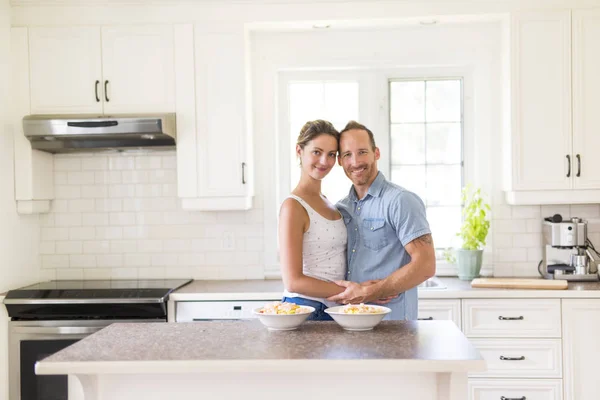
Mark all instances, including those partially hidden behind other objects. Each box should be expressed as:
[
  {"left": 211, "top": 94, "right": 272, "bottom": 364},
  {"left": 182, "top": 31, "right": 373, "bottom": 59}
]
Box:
[{"left": 12, "top": 326, "right": 106, "bottom": 335}]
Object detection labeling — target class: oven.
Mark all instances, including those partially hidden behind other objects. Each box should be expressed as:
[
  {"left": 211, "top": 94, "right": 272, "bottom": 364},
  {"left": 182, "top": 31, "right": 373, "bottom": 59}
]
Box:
[{"left": 3, "top": 279, "right": 191, "bottom": 400}]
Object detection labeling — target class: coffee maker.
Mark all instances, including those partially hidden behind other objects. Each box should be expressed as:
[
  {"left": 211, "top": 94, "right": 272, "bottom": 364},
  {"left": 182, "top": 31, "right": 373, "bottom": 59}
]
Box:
[{"left": 539, "top": 214, "right": 600, "bottom": 281}]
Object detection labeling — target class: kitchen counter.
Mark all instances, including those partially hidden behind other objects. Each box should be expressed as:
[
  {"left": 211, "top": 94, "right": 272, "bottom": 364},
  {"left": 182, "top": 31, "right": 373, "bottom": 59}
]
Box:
[
  {"left": 36, "top": 320, "right": 484, "bottom": 400},
  {"left": 169, "top": 277, "right": 600, "bottom": 301}
]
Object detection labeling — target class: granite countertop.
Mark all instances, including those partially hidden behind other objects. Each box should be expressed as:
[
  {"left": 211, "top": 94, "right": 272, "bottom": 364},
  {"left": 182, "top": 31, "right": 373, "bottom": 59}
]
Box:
[
  {"left": 170, "top": 277, "right": 600, "bottom": 301},
  {"left": 36, "top": 320, "right": 484, "bottom": 375}
]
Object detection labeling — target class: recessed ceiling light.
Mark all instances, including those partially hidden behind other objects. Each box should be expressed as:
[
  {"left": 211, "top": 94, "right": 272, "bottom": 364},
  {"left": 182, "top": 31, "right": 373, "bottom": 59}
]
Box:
[{"left": 312, "top": 23, "right": 331, "bottom": 29}]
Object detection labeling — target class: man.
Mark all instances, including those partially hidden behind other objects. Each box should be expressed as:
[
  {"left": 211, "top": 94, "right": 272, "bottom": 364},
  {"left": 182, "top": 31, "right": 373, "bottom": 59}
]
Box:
[{"left": 327, "top": 121, "right": 436, "bottom": 320}]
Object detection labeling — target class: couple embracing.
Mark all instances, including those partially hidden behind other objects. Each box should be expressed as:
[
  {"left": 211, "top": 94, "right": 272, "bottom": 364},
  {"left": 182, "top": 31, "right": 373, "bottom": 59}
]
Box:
[{"left": 279, "top": 120, "right": 436, "bottom": 321}]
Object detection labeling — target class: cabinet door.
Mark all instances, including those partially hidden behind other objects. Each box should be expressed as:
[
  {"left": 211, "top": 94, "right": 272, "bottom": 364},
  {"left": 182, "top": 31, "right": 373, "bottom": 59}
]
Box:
[
  {"left": 101, "top": 25, "right": 175, "bottom": 113},
  {"left": 572, "top": 9, "right": 600, "bottom": 189},
  {"left": 192, "top": 27, "right": 251, "bottom": 207},
  {"left": 417, "top": 299, "right": 461, "bottom": 328},
  {"left": 29, "top": 27, "right": 103, "bottom": 114},
  {"left": 511, "top": 11, "right": 572, "bottom": 190},
  {"left": 562, "top": 299, "right": 600, "bottom": 400}
]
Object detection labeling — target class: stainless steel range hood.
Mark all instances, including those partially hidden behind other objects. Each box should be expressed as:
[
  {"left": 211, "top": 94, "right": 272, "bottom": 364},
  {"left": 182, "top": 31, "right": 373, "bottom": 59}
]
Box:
[{"left": 23, "top": 113, "right": 176, "bottom": 153}]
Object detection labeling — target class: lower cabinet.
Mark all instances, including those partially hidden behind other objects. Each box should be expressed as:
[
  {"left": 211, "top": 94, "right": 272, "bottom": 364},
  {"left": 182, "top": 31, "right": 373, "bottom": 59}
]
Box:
[
  {"left": 417, "top": 299, "right": 461, "bottom": 328},
  {"left": 562, "top": 299, "right": 600, "bottom": 400}
]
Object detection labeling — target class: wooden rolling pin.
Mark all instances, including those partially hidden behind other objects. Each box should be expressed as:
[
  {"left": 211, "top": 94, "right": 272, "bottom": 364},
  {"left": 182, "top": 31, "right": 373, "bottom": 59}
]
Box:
[{"left": 471, "top": 278, "right": 568, "bottom": 290}]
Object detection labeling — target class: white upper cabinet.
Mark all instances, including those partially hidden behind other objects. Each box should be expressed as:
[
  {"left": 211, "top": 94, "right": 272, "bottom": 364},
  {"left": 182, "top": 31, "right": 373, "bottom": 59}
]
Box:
[
  {"left": 178, "top": 25, "right": 253, "bottom": 211},
  {"left": 572, "top": 9, "right": 600, "bottom": 189},
  {"left": 28, "top": 25, "right": 175, "bottom": 115},
  {"left": 509, "top": 10, "right": 572, "bottom": 192},
  {"left": 101, "top": 26, "right": 175, "bottom": 114},
  {"left": 29, "top": 27, "right": 103, "bottom": 114},
  {"left": 507, "top": 9, "right": 600, "bottom": 204}
]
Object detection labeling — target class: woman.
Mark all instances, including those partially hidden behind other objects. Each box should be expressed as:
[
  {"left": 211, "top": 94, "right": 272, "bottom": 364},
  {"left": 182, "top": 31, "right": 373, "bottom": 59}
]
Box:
[{"left": 279, "top": 120, "right": 347, "bottom": 321}]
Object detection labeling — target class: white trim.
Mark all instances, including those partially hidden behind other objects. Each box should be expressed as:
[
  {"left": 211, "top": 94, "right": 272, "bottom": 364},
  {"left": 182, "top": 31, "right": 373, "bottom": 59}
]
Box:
[{"left": 505, "top": 189, "right": 600, "bottom": 205}]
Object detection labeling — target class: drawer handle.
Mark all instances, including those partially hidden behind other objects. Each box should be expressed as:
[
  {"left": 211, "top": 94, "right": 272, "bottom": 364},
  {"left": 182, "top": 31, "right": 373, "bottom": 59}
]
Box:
[
  {"left": 498, "top": 316, "right": 523, "bottom": 320},
  {"left": 500, "top": 356, "right": 525, "bottom": 361},
  {"left": 418, "top": 317, "right": 433, "bottom": 320},
  {"left": 501, "top": 397, "right": 526, "bottom": 400}
]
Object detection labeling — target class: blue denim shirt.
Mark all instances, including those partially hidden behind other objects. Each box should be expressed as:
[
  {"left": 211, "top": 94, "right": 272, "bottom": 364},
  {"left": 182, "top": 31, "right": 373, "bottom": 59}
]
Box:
[{"left": 336, "top": 172, "right": 431, "bottom": 320}]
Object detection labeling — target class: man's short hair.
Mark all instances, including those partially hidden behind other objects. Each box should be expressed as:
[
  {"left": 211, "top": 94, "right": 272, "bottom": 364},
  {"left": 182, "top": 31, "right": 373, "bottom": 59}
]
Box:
[{"left": 340, "top": 121, "right": 377, "bottom": 150}]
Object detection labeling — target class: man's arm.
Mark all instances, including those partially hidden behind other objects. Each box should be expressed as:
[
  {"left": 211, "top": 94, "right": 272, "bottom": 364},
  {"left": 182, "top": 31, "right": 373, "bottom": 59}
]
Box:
[{"left": 327, "top": 233, "right": 436, "bottom": 304}]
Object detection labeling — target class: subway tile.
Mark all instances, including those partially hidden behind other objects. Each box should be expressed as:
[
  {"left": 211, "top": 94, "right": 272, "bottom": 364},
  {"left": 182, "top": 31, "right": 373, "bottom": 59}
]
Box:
[
  {"left": 526, "top": 219, "right": 543, "bottom": 233},
  {"left": 95, "top": 198, "right": 123, "bottom": 212},
  {"left": 83, "top": 241, "right": 110, "bottom": 254},
  {"left": 39, "top": 213, "right": 55, "bottom": 227},
  {"left": 164, "top": 266, "right": 193, "bottom": 279},
  {"left": 494, "top": 219, "right": 527, "bottom": 234},
  {"left": 109, "top": 184, "right": 136, "bottom": 198},
  {"left": 136, "top": 212, "right": 165, "bottom": 225},
  {"left": 192, "top": 266, "right": 221, "bottom": 280},
  {"left": 68, "top": 199, "right": 95, "bottom": 213},
  {"left": 135, "top": 184, "right": 162, "bottom": 197},
  {"left": 54, "top": 157, "right": 81, "bottom": 171},
  {"left": 570, "top": 204, "right": 600, "bottom": 218},
  {"left": 492, "top": 205, "right": 512, "bottom": 219},
  {"left": 94, "top": 171, "right": 122, "bottom": 184},
  {"left": 122, "top": 170, "right": 149, "bottom": 184},
  {"left": 124, "top": 253, "right": 152, "bottom": 267},
  {"left": 54, "top": 213, "right": 82, "bottom": 227},
  {"left": 42, "top": 255, "right": 69, "bottom": 268},
  {"left": 109, "top": 212, "right": 136, "bottom": 226},
  {"left": 191, "top": 238, "right": 221, "bottom": 251},
  {"left": 245, "top": 208, "right": 264, "bottom": 224},
  {"left": 205, "top": 252, "right": 235, "bottom": 266},
  {"left": 56, "top": 268, "right": 83, "bottom": 280},
  {"left": 527, "top": 247, "right": 543, "bottom": 262},
  {"left": 122, "top": 226, "right": 149, "bottom": 239},
  {"left": 151, "top": 254, "right": 179, "bottom": 266},
  {"left": 82, "top": 213, "right": 109, "bottom": 226},
  {"left": 162, "top": 211, "right": 190, "bottom": 225},
  {"left": 161, "top": 154, "right": 177, "bottom": 169},
  {"left": 110, "top": 240, "right": 137, "bottom": 253},
  {"left": 137, "top": 239, "right": 164, "bottom": 253},
  {"left": 83, "top": 268, "right": 112, "bottom": 280},
  {"left": 161, "top": 184, "right": 177, "bottom": 197},
  {"left": 108, "top": 156, "right": 135, "bottom": 170},
  {"left": 178, "top": 253, "right": 205, "bottom": 267},
  {"left": 496, "top": 248, "right": 528, "bottom": 263},
  {"left": 110, "top": 268, "right": 138, "bottom": 279},
  {"left": 39, "top": 241, "right": 56, "bottom": 255},
  {"left": 135, "top": 156, "right": 162, "bottom": 170},
  {"left": 511, "top": 262, "right": 540, "bottom": 277},
  {"left": 69, "top": 227, "right": 96, "bottom": 240},
  {"left": 55, "top": 172, "right": 68, "bottom": 185},
  {"left": 70, "top": 255, "right": 97, "bottom": 268},
  {"left": 67, "top": 171, "right": 95, "bottom": 185},
  {"left": 137, "top": 267, "right": 166, "bottom": 279},
  {"left": 219, "top": 267, "right": 247, "bottom": 280},
  {"left": 55, "top": 241, "right": 82, "bottom": 254},
  {"left": 52, "top": 199, "right": 69, "bottom": 212},
  {"left": 42, "top": 227, "right": 70, "bottom": 241},
  {"left": 492, "top": 264, "right": 514, "bottom": 277},
  {"left": 39, "top": 269, "right": 57, "bottom": 281},
  {"left": 511, "top": 205, "right": 541, "bottom": 219},
  {"left": 163, "top": 239, "right": 191, "bottom": 252},
  {"left": 95, "top": 227, "right": 123, "bottom": 240},
  {"left": 96, "top": 254, "right": 123, "bottom": 268},
  {"left": 55, "top": 185, "right": 82, "bottom": 199},
  {"left": 245, "top": 265, "right": 265, "bottom": 279},
  {"left": 148, "top": 170, "right": 176, "bottom": 183},
  {"left": 245, "top": 237, "right": 264, "bottom": 251},
  {"left": 492, "top": 233, "right": 513, "bottom": 249},
  {"left": 81, "top": 185, "right": 108, "bottom": 198},
  {"left": 512, "top": 233, "right": 542, "bottom": 248},
  {"left": 82, "top": 157, "right": 108, "bottom": 171},
  {"left": 234, "top": 251, "right": 260, "bottom": 265}
]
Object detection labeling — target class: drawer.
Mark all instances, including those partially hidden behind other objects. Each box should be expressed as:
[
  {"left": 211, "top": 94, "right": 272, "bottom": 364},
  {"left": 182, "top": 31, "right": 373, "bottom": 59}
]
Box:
[
  {"left": 463, "top": 299, "right": 561, "bottom": 337},
  {"left": 469, "top": 339, "right": 562, "bottom": 378},
  {"left": 176, "top": 300, "right": 270, "bottom": 322},
  {"left": 469, "top": 378, "right": 562, "bottom": 400},
  {"left": 418, "top": 299, "right": 461, "bottom": 328}
]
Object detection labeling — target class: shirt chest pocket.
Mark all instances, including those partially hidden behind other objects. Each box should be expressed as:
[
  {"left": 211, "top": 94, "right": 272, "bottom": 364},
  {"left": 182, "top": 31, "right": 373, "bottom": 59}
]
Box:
[{"left": 362, "top": 218, "right": 389, "bottom": 251}]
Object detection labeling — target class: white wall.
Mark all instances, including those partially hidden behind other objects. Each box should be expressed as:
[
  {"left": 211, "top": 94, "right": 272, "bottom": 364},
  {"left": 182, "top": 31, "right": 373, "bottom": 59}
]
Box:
[{"left": 0, "top": 1, "right": 41, "bottom": 399}]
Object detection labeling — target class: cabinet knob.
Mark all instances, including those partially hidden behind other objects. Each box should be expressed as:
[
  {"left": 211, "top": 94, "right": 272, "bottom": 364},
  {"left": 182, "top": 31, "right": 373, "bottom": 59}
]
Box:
[
  {"left": 500, "top": 397, "right": 526, "bottom": 400},
  {"left": 499, "top": 355, "right": 525, "bottom": 361},
  {"left": 241, "top": 162, "right": 246, "bottom": 184},
  {"left": 498, "top": 316, "right": 523, "bottom": 320},
  {"left": 566, "top": 155, "right": 571, "bottom": 178},
  {"left": 576, "top": 154, "right": 581, "bottom": 177}
]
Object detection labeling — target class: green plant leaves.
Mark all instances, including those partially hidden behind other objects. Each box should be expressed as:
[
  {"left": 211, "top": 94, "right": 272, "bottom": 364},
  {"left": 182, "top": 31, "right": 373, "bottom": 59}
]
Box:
[{"left": 457, "top": 185, "right": 490, "bottom": 251}]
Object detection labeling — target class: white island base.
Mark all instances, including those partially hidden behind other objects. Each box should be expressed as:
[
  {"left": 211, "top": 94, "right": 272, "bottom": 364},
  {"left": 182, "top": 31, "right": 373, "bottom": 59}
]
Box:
[{"left": 37, "top": 321, "right": 485, "bottom": 400}]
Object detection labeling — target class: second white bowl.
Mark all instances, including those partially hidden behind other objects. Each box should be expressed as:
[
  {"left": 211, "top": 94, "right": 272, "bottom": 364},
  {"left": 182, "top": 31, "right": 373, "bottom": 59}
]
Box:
[{"left": 325, "top": 305, "right": 391, "bottom": 331}]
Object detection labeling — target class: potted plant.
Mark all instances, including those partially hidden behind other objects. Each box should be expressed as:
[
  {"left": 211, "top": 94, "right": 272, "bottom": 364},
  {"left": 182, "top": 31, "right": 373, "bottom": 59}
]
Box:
[{"left": 447, "top": 185, "right": 491, "bottom": 280}]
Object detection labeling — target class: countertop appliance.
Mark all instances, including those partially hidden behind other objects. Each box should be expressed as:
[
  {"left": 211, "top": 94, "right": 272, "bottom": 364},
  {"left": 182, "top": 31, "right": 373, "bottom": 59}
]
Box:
[
  {"left": 539, "top": 214, "right": 600, "bottom": 281},
  {"left": 22, "top": 113, "right": 176, "bottom": 153},
  {"left": 3, "top": 278, "right": 191, "bottom": 400}
]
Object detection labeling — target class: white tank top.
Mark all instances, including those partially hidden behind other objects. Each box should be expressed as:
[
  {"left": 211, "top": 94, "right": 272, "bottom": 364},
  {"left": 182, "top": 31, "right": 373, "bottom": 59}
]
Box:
[{"left": 282, "top": 194, "right": 347, "bottom": 307}]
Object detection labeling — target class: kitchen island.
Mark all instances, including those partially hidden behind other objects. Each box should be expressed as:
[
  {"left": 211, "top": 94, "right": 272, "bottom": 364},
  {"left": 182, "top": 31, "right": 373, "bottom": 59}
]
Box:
[{"left": 36, "top": 320, "right": 485, "bottom": 400}]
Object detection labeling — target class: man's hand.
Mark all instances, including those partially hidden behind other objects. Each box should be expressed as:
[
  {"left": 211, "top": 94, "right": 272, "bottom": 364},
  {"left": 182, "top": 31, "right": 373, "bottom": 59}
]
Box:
[
  {"left": 327, "top": 280, "right": 381, "bottom": 304},
  {"left": 361, "top": 280, "right": 398, "bottom": 304}
]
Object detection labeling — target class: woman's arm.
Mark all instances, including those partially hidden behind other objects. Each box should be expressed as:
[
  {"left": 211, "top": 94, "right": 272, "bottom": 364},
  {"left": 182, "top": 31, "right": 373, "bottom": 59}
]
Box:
[{"left": 279, "top": 199, "right": 345, "bottom": 298}]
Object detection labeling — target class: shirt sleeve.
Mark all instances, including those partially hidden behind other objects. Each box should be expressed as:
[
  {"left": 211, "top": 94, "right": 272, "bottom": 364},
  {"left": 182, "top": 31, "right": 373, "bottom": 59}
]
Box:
[{"left": 390, "top": 190, "right": 431, "bottom": 246}]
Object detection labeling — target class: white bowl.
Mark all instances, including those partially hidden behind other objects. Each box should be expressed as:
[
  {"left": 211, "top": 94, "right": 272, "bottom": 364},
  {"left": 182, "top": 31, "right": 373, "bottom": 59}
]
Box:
[
  {"left": 325, "top": 305, "right": 391, "bottom": 331},
  {"left": 252, "top": 306, "right": 315, "bottom": 331}
]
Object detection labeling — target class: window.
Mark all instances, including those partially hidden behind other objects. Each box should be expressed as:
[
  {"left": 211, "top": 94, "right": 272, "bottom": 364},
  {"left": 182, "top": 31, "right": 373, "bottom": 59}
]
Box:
[
  {"left": 286, "top": 80, "right": 359, "bottom": 204},
  {"left": 389, "top": 78, "right": 463, "bottom": 254}
]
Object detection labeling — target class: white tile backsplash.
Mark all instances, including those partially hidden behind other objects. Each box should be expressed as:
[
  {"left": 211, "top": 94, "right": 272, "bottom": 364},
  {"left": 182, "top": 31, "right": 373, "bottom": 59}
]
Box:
[{"left": 40, "top": 152, "right": 264, "bottom": 280}]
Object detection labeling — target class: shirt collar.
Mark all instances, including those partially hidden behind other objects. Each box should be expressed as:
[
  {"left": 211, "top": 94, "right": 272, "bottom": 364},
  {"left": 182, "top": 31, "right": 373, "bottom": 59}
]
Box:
[{"left": 348, "top": 171, "right": 386, "bottom": 201}]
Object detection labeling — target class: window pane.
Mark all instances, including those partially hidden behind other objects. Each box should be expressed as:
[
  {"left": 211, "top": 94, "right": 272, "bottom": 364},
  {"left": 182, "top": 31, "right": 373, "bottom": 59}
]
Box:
[
  {"left": 426, "top": 122, "right": 462, "bottom": 164},
  {"left": 426, "top": 165, "right": 462, "bottom": 206},
  {"left": 390, "top": 165, "right": 426, "bottom": 202},
  {"left": 290, "top": 83, "right": 325, "bottom": 122},
  {"left": 390, "top": 123, "right": 425, "bottom": 165},
  {"left": 390, "top": 81, "right": 425, "bottom": 123},
  {"left": 427, "top": 206, "right": 461, "bottom": 249},
  {"left": 324, "top": 82, "right": 359, "bottom": 124},
  {"left": 426, "top": 80, "right": 461, "bottom": 122}
]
